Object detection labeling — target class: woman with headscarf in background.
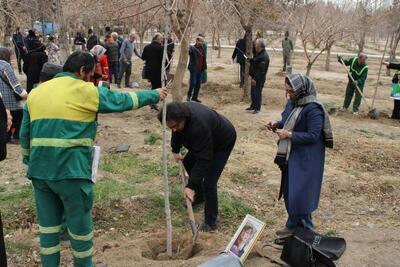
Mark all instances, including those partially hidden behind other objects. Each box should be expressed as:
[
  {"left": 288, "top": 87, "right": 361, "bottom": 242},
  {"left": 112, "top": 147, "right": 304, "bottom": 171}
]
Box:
[
  {"left": 46, "top": 35, "right": 60, "bottom": 64},
  {"left": 23, "top": 33, "right": 48, "bottom": 92},
  {"left": 90, "top": 45, "right": 109, "bottom": 86},
  {"left": 267, "top": 73, "right": 333, "bottom": 236},
  {"left": 0, "top": 48, "right": 27, "bottom": 144}
]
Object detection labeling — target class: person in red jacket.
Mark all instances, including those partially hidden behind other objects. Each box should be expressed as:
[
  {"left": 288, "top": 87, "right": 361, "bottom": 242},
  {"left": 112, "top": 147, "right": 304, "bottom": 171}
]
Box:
[{"left": 90, "top": 45, "right": 109, "bottom": 86}]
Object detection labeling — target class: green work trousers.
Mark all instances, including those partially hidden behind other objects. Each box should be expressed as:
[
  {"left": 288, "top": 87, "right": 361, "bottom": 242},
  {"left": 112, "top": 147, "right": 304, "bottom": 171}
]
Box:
[
  {"left": 31, "top": 178, "right": 94, "bottom": 267},
  {"left": 283, "top": 53, "right": 291, "bottom": 71},
  {"left": 343, "top": 81, "right": 363, "bottom": 112}
]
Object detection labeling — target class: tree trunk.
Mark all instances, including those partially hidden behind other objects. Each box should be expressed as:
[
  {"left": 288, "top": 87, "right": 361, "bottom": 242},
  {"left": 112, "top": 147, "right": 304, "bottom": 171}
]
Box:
[
  {"left": 54, "top": 0, "right": 70, "bottom": 63},
  {"left": 243, "top": 26, "right": 253, "bottom": 100},
  {"left": 386, "top": 28, "right": 400, "bottom": 76},
  {"left": 212, "top": 27, "right": 216, "bottom": 48},
  {"left": 306, "top": 62, "right": 312, "bottom": 76},
  {"left": 172, "top": 39, "right": 189, "bottom": 102},
  {"left": 2, "top": 0, "right": 12, "bottom": 48},
  {"left": 216, "top": 28, "right": 221, "bottom": 58},
  {"left": 325, "top": 43, "right": 332, "bottom": 71}
]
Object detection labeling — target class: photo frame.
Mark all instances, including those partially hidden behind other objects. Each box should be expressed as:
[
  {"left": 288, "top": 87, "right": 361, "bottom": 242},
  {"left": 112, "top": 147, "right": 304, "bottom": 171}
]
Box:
[{"left": 225, "top": 214, "right": 266, "bottom": 263}]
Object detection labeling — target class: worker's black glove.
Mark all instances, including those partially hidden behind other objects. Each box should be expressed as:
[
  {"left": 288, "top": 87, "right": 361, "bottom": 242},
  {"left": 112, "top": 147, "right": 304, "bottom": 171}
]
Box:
[{"left": 337, "top": 55, "right": 343, "bottom": 64}]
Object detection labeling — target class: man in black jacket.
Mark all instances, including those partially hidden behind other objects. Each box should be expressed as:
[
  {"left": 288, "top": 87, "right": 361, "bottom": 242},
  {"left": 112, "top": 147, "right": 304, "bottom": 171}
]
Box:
[
  {"left": 187, "top": 36, "right": 207, "bottom": 102},
  {"left": 159, "top": 102, "right": 236, "bottom": 231},
  {"left": 142, "top": 33, "right": 164, "bottom": 90},
  {"left": 12, "top": 27, "right": 26, "bottom": 74},
  {"left": 232, "top": 36, "right": 246, "bottom": 87},
  {"left": 86, "top": 28, "right": 99, "bottom": 51},
  {"left": 247, "top": 38, "right": 270, "bottom": 114}
]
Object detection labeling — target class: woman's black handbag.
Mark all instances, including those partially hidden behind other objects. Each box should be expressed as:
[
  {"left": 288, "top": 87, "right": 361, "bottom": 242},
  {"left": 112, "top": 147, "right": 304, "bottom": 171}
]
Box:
[{"left": 280, "top": 227, "right": 346, "bottom": 267}]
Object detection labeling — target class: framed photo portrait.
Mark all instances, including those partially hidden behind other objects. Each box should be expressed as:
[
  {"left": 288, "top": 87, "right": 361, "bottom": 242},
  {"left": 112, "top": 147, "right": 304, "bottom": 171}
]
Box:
[{"left": 225, "top": 214, "right": 266, "bottom": 263}]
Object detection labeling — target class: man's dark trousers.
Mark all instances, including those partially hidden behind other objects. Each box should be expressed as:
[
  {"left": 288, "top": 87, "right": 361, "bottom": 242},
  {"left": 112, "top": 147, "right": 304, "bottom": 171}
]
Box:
[
  {"left": 251, "top": 78, "right": 266, "bottom": 111},
  {"left": 118, "top": 60, "right": 132, "bottom": 87},
  {"left": 14, "top": 47, "right": 24, "bottom": 74},
  {"left": 183, "top": 147, "right": 234, "bottom": 226},
  {"left": 108, "top": 61, "right": 118, "bottom": 84},
  {"left": 188, "top": 70, "right": 202, "bottom": 100},
  {"left": 239, "top": 62, "right": 245, "bottom": 87},
  {"left": 150, "top": 76, "right": 162, "bottom": 90}
]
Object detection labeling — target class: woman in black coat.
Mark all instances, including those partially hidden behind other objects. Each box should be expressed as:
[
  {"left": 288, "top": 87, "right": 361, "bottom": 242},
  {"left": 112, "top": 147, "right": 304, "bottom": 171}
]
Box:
[
  {"left": 23, "top": 44, "right": 48, "bottom": 93},
  {"left": 382, "top": 61, "right": 400, "bottom": 120}
]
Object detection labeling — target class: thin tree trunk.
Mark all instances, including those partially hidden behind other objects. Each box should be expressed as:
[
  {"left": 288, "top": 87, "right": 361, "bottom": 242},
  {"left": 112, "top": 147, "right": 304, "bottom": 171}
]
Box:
[
  {"left": 2, "top": 0, "right": 12, "bottom": 48},
  {"left": 325, "top": 43, "right": 332, "bottom": 71},
  {"left": 216, "top": 28, "right": 221, "bottom": 58},
  {"left": 306, "top": 62, "right": 312, "bottom": 76},
  {"left": 161, "top": 0, "right": 173, "bottom": 258},
  {"left": 54, "top": 0, "right": 70, "bottom": 63},
  {"left": 243, "top": 27, "right": 252, "bottom": 100}
]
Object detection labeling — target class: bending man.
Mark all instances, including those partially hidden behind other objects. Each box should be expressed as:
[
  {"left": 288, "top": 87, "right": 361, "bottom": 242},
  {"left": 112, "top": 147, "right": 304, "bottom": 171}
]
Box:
[{"left": 159, "top": 102, "right": 236, "bottom": 232}]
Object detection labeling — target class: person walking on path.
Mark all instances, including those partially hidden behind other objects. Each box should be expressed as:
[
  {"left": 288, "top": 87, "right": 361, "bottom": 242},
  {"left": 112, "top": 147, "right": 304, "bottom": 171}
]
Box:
[
  {"left": 232, "top": 35, "right": 246, "bottom": 88},
  {"left": 0, "top": 48, "right": 27, "bottom": 144},
  {"left": 382, "top": 61, "right": 400, "bottom": 120},
  {"left": 247, "top": 38, "right": 270, "bottom": 114},
  {"left": 46, "top": 36, "right": 60, "bottom": 64},
  {"left": 338, "top": 53, "right": 368, "bottom": 115},
  {"left": 282, "top": 31, "right": 294, "bottom": 72},
  {"left": 267, "top": 73, "right": 333, "bottom": 236},
  {"left": 104, "top": 34, "right": 119, "bottom": 84},
  {"left": 118, "top": 33, "right": 141, "bottom": 89},
  {"left": 142, "top": 33, "right": 164, "bottom": 90},
  {"left": 111, "top": 32, "right": 123, "bottom": 80},
  {"left": 160, "top": 101, "right": 236, "bottom": 232},
  {"left": 19, "top": 51, "right": 167, "bottom": 267},
  {"left": 187, "top": 35, "right": 207, "bottom": 103},
  {"left": 12, "top": 27, "right": 27, "bottom": 74}
]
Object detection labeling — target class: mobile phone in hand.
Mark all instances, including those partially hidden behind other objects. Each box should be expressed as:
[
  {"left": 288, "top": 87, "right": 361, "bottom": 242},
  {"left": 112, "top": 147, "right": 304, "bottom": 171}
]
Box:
[{"left": 98, "top": 81, "right": 110, "bottom": 89}]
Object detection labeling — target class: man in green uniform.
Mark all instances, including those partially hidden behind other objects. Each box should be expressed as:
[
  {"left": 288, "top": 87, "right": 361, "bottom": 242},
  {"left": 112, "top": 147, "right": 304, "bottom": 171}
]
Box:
[
  {"left": 338, "top": 53, "right": 368, "bottom": 114},
  {"left": 19, "top": 51, "right": 167, "bottom": 267}
]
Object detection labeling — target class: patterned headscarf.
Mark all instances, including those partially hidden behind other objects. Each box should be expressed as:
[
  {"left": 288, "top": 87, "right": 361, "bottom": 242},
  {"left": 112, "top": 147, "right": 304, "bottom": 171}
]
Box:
[{"left": 90, "top": 45, "right": 106, "bottom": 60}]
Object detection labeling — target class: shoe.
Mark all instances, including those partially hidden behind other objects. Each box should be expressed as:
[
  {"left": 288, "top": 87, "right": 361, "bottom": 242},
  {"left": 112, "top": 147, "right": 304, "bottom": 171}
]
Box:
[
  {"left": 252, "top": 110, "right": 260, "bottom": 114},
  {"left": 186, "top": 96, "right": 191, "bottom": 102},
  {"left": 191, "top": 98, "right": 202, "bottom": 103},
  {"left": 150, "top": 104, "right": 159, "bottom": 111},
  {"left": 245, "top": 107, "right": 254, "bottom": 111},
  {"left": 199, "top": 223, "right": 217, "bottom": 232},
  {"left": 275, "top": 226, "right": 295, "bottom": 237},
  {"left": 353, "top": 112, "right": 359, "bottom": 115},
  {"left": 339, "top": 107, "right": 348, "bottom": 112},
  {"left": 126, "top": 85, "right": 134, "bottom": 89},
  {"left": 117, "top": 84, "right": 121, "bottom": 89}
]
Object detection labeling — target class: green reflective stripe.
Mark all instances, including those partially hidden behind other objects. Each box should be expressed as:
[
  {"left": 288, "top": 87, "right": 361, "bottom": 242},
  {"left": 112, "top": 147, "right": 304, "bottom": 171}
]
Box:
[
  {"left": 73, "top": 247, "right": 93, "bottom": 259},
  {"left": 68, "top": 229, "right": 93, "bottom": 241},
  {"left": 31, "top": 138, "right": 94, "bottom": 148},
  {"left": 39, "top": 225, "right": 62, "bottom": 234},
  {"left": 41, "top": 244, "right": 61, "bottom": 255},
  {"left": 22, "top": 148, "right": 30, "bottom": 156},
  {"left": 129, "top": 92, "right": 139, "bottom": 109},
  {"left": 350, "top": 57, "right": 368, "bottom": 76}
]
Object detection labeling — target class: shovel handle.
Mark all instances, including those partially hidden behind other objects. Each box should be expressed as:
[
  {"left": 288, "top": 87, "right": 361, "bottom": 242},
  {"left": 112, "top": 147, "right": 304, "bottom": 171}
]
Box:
[{"left": 179, "top": 162, "right": 198, "bottom": 236}]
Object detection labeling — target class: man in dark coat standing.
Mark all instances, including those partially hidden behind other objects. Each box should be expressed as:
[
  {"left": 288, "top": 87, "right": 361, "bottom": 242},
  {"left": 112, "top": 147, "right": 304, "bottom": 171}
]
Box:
[
  {"left": 159, "top": 102, "right": 236, "bottom": 232},
  {"left": 247, "top": 38, "right": 269, "bottom": 114},
  {"left": 12, "top": 27, "right": 27, "bottom": 74},
  {"left": 142, "top": 33, "right": 164, "bottom": 90},
  {"left": 232, "top": 35, "right": 246, "bottom": 87},
  {"left": 187, "top": 36, "right": 207, "bottom": 102},
  {"left": 268, "top": 73, "right": 333, "bottom": 236}
]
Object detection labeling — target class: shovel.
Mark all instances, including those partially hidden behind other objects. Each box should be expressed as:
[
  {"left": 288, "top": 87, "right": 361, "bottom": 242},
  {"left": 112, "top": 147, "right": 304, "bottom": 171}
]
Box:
[
  {"left": 179, "top": 162, "right": 199, "bottom": 245},
  {"left": 338, "top": 57, "right": 379, "bottom": 119}
]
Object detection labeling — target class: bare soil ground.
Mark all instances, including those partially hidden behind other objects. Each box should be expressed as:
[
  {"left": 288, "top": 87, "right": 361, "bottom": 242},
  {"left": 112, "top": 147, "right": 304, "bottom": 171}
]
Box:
[{"left": 1, "top": 48, "right": 399, "bottom": 267}]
